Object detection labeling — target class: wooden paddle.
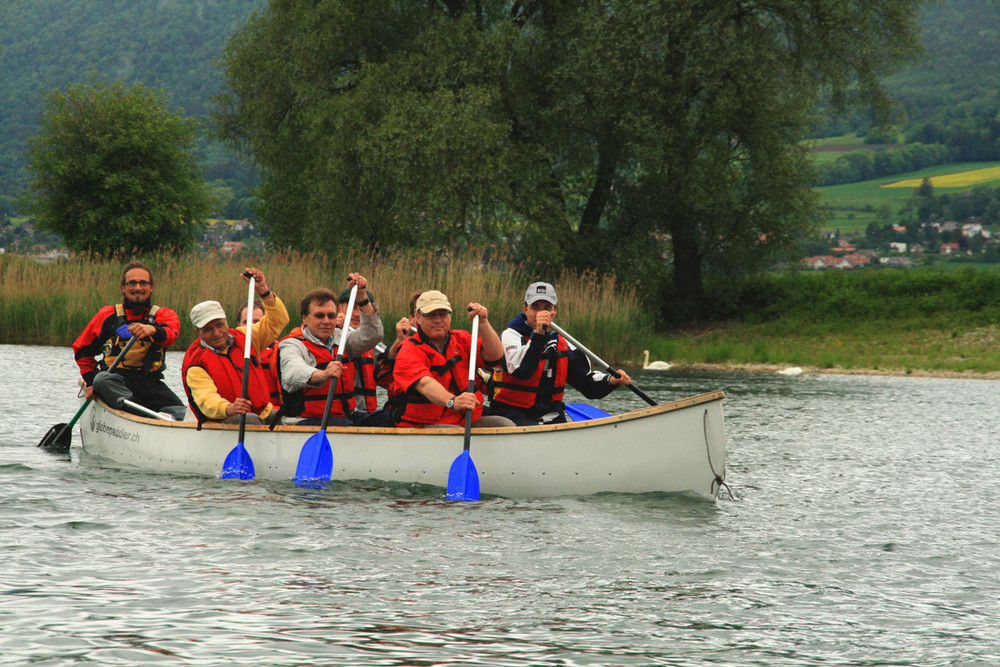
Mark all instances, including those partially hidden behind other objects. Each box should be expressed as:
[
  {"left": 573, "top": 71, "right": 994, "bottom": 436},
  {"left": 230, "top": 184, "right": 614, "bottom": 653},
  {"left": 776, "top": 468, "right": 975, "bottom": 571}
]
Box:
[
  {"left": 549, "top": 322, "right": 657, "bottom": 406},
  {"left": 446, "top": 313, "right": 481, "bottom": 501},
  {"left": 220, "top": 275, "right": 258, "bottom": 479},
  {"left": 294, "top": 283, "right": 358, "bottom": 485},
  {"left": 38, "top": 333, "right": 140, "bottom": 452}
]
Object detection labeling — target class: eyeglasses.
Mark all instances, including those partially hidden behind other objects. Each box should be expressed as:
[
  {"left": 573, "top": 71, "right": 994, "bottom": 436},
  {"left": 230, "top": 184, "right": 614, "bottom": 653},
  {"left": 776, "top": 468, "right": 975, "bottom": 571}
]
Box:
[
  {"left": 123, "top": 280, "right": 152, "bottom": 288},
  {"left": 309, "top": 311, "right": 338, "bottom": 319}
]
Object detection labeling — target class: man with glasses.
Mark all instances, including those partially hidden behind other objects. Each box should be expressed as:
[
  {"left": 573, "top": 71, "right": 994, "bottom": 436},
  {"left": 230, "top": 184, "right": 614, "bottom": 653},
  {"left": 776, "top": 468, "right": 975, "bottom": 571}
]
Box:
[
  {"left": 72, "top": 261, "right": 188, "bottom": 420},
  {"left": 488, "top": 282, "right": 631, "bottom": 426},
  {"left": 392, "top": 290, "right": 514, "bottom": 429},
  {"left": 276, "top": 273, "right": 383, "bottom": 426}
]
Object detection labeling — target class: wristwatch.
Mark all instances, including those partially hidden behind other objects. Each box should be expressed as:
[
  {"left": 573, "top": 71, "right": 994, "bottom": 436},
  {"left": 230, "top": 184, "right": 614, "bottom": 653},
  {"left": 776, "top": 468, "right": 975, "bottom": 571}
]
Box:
[{"left": 445, "top": 397, "right": 455, "bottom": 410}]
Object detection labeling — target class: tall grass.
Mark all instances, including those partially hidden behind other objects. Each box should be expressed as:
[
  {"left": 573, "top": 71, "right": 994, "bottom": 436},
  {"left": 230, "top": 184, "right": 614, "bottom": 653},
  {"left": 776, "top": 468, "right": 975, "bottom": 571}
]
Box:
[{"left": 0, "top": 249, "right": 651, "bottom": 364}]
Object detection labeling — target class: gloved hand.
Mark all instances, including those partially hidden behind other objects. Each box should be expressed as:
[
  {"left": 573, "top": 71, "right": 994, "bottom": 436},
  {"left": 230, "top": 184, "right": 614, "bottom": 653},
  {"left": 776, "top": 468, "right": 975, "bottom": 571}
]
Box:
[{"left": 116, "top": 324, "right": 132, "bottom": 339}]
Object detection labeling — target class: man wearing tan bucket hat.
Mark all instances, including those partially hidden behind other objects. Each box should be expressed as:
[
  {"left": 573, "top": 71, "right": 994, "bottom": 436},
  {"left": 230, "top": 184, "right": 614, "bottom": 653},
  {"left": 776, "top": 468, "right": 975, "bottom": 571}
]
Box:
[{"left": 391, "top": 290, "right": 514, "bottom": 428}]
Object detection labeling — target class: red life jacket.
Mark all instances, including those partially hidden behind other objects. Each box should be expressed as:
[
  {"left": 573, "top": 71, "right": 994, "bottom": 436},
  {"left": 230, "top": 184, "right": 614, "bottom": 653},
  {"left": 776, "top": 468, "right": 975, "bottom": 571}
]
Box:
[
  {"left": 394, "top": 330, "right": 482, "bottom": 428},
  {"left": 493, "top": 334, "right": 570, "bottom": 409},
  {"left": 259, "top": 341, "right": 282, "bottom": 407},
  {"left": 279, "top": 333, "right": 356, "bottom": 419},
  {"left": 181, "top": 330, "right": 271, "bottom": 423},
  {"left": 348, "top": 349, "right": 379, "bottom": 413}
]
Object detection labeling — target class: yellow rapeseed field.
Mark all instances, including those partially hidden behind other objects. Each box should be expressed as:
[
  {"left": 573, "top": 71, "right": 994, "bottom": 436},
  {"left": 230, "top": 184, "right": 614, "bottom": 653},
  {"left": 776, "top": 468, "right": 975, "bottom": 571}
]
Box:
[{"left": 883, "top": 165, "right": 1000, "bottom": 188}]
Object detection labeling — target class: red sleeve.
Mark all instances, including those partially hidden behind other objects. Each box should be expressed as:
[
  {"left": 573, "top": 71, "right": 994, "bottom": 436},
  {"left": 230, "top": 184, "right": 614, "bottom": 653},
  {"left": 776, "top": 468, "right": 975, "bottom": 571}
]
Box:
[
  {"left": 152, "top": 307, "right": 181, "bottom": 348},
  {"left": 393, "top": 340, "right": 432, "bottom": 396},
  {"left": 72, "top": 306, "right": 116, "bottom": 383}
]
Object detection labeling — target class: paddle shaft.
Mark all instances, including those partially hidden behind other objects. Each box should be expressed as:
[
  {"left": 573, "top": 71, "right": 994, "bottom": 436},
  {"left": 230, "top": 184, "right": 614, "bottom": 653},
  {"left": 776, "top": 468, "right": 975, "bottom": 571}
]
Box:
[
  {"left": 463, "top": 314, "right": 480, "bottom": 452},
  {"left": 236, "top": 276, "right": 256, "bottom": 445},
  {"left": 548, "top": 322, "right": 657, "bottom": 406},
  {"left": 318, "top": 283, "right": 358, "bottom": 431},
  {"left": 40, "top": 334, "right": 141, "bottom": 448}
]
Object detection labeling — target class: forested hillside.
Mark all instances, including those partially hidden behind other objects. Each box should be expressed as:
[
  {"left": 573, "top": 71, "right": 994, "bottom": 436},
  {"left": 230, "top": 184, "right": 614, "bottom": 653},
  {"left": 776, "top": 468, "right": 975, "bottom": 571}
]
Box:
[
  {"left": 0, "top": 0, "right": 995, "bottom": 211},
  {"left": 817, "top": 0, "right": 1000, "bottom": 167},
  {"left": 0, "top": 0, "right": 264, "bottom": 206}
]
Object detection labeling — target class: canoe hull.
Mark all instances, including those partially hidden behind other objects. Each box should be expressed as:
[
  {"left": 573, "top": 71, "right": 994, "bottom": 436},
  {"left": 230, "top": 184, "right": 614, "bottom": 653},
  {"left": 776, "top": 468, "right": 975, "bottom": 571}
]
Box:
[{"left": 79, "top": 391, "right": 727, "bottom": 498}]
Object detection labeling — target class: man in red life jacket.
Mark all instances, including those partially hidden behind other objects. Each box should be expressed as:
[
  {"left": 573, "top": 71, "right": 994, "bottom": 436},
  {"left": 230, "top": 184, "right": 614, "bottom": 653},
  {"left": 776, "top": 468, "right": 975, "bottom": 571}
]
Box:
[
  {"left": 334, "top": 287, "right": 394, "bottom": 427},
  {"left": 181, "top": 268, "right": 289, "bottom": 424},
  {"left": 374, "top": 290, "right": 423, "bottom": 419},
  {"left": 277, "top": 274, "right": 383, "bottom": 426},
  {"left": 235, "top": 270, "right": 290, "bottom": 408},
  {"left": 72, "top": 261, "right": 187, "bottom": 420},
  {"left": 489, "top": 282, "right": 632, "bottom": 426},
  {"left": 392, "top": 290, "right": 514, "bottom": 429}
]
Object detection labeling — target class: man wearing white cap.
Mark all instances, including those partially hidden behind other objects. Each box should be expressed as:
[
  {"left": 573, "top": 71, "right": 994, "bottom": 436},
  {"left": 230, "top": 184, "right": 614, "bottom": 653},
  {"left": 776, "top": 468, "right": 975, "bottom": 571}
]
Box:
[
  {"left": 180, "top": 269, "right": 286, "bottom": 424},
  {"left": 392, "top": 290, "right": 514, "bottom": 428},
  {"left": 489, "top": 281, "right": 631, "bottom": 426}
]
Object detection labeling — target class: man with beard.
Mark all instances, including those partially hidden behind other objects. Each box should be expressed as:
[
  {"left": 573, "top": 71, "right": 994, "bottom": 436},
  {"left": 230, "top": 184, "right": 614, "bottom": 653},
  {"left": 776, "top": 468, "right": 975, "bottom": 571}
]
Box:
[{"left": 72, "top": 261, "right": 188, "bottom": 420}]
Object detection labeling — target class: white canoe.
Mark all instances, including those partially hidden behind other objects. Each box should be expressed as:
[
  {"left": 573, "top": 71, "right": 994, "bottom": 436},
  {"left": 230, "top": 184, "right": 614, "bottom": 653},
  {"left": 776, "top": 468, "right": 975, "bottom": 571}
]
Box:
[{"left": 78, "top": 390, "right": 728, "bottom": 499}]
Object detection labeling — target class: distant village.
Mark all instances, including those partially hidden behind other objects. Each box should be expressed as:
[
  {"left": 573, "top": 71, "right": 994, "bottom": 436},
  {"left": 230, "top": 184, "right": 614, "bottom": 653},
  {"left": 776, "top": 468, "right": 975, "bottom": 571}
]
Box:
[
  {"left": 3, "top": 215, "right": 998, "bottom": 270},
  {"left": 0, "top": 218, "right": 262, "bottom": 262},
  {"left": 798, "top": 220, "right": 998, "bottom": 270}
]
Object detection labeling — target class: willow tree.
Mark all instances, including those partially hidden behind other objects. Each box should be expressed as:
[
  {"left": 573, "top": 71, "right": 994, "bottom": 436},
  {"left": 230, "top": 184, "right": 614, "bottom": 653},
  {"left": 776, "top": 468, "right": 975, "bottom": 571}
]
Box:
[{"left": 215, "top": 0, "right": 924, "bottom": 316}]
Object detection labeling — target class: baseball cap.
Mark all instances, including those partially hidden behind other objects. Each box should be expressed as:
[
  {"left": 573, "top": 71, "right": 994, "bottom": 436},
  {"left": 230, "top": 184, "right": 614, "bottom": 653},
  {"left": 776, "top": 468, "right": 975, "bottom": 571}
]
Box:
[
  {"left": 524, "top": 282, "right": 557, "bottom": 305},
  {"left": 190, "top": 300, "right": 228, "bottom": 328},
  {"left": 337, "top": 287, "right": 375, "bottom": 304},
  {"left": 415, "top": 290, "right": 453, "bottom": 314}
]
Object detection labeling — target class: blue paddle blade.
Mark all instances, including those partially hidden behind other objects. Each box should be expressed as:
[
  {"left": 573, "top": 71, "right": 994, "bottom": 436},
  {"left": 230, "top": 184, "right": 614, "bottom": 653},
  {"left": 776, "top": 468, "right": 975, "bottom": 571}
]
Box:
[
  {"left": 446, "top": 450, "right": 480, "bottom": 501},
  {"left": 294, "top": 430, "right": 333, "bottom": 486},
  {"left": 565, "top": 403, "right": 611, "bottom": 422},
  {"left": 220, "top": 442, "right": 255, "bottom": 480}
]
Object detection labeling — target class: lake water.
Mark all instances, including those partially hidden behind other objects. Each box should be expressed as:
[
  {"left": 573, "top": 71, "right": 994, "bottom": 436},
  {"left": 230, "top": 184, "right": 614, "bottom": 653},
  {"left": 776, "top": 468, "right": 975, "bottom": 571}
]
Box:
[{"left": 2, "top": 343, "right": 999, "bottom": 666}]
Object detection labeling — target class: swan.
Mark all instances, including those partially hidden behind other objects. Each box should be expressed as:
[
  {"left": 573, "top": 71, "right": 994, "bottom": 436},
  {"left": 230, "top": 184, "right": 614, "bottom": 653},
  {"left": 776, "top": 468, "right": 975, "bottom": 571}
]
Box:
[
  {"left": 777, "top": 366, "right": 803, "bottom": 376},
  {"left": 642, "top": 350, "right": 672, "bottom": 370}
]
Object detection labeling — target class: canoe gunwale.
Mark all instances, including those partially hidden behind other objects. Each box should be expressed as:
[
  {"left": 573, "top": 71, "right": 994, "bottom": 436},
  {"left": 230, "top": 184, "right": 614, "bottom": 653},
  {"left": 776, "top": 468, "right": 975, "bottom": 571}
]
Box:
[{"left": 100, "top": 389, "right": 726, "bottom": 435}]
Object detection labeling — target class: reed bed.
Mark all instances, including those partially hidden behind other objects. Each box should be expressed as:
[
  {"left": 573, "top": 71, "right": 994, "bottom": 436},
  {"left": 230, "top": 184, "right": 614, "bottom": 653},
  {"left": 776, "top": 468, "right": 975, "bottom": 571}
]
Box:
[{"left": 0, "top": 249, "right": 651, "bottom": 364}]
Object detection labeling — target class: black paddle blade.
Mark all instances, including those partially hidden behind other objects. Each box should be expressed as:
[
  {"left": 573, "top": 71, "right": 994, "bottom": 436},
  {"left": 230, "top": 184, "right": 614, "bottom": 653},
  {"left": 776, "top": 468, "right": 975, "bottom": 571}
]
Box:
[{"left": 38, "top": 423, "right": 72, "bottom": 452}]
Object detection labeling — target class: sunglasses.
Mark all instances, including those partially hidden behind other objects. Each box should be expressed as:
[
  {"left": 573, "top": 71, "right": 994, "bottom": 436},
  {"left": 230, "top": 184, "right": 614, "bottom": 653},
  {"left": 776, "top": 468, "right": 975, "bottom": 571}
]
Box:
[
  {"left": 122, "top": 280, "right": 152, "bottom": 287},
  {"left": 309, "top": 311, "right": 338, "bottom": 319}
]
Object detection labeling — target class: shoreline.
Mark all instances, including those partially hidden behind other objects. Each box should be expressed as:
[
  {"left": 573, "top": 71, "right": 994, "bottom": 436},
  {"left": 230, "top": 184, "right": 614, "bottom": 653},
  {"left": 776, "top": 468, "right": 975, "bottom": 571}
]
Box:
[{"left": 668, "top": 361, "right": 1000, "bottom": 380}]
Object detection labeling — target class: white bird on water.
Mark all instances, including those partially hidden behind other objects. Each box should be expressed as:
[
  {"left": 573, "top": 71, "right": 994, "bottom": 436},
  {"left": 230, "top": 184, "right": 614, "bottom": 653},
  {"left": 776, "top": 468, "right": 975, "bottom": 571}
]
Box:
[
  {"left": 777, "top": 367, "right": 803, "bottom": 376},
  {"left": 642, "top": 350, "right": 672, "bottom": 370}
]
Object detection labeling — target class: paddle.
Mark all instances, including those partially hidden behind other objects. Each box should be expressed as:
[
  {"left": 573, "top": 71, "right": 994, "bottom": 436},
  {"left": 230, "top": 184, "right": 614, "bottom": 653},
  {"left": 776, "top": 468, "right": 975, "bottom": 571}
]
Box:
[
  {"left": 447, "top": 313, "right": 481, "bottom": 501},
  {"left": 565, "top": 402, "right": 611, "bottom": 421},
  {"left": 122, "top": 399, "right": 176, "bottom": 421},
  {"left": 38, "top": 333, "right": 141, "bottom": 452},
  {"left": 294, "top": 283, "right": 359, "bottom": 485},
  {"left": 220, "top": 275, "right": 258, "bottom": 480},
  {"left": 548, "top": 322, "right": 657, "bottom": 407}
]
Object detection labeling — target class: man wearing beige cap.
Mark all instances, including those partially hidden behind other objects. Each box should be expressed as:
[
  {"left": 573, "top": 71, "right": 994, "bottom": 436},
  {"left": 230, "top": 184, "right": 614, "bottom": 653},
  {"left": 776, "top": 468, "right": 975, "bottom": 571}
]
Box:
[
  {"left": 180, "top": 268, "right": 286, "bottom": 424},
  {"left": 392, "top": 290, "right": 514, "bottom": 428},
  {"left": 490, "top": 281, "right": 631, "bottom": 426}
]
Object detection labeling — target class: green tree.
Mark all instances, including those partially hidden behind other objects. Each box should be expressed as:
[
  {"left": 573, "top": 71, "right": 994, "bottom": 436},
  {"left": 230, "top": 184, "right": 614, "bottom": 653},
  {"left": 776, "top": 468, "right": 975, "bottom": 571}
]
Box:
[
  {"left": 24, "top": 80, "right": 211, "bottom": 257},
  {"left": 215, "top": 0, "right": 924, "bottom": 316}
]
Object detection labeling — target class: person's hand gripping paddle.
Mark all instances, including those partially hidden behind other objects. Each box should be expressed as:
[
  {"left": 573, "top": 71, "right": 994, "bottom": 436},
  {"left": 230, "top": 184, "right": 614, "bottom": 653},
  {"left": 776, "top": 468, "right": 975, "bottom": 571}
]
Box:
[
  {"left": 294, "top": 282, "right": 359, "bottom": 486},
  {"left": 220, "top": 273, "right": 258, "bottom": 479},
  {"left": 446, "top": 312, "right": 481, "bottom": 501}
]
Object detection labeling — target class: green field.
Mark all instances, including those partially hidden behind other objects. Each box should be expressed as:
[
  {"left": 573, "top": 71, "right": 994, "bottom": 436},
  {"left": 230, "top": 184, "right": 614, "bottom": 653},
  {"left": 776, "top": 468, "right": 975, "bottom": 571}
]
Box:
[{"left": 815, "top": 161, "right": 1000, "bottom": 233}]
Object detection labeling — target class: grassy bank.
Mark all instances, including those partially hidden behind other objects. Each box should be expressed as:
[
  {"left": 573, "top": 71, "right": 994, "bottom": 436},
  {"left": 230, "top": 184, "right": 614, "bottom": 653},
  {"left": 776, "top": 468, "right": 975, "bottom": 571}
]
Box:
[
  {"left": 641, "top": 269, "right": 1000, "bottom": 376},
  {"left": 0, "top": 250, "right": 652, "bottom": 363}
]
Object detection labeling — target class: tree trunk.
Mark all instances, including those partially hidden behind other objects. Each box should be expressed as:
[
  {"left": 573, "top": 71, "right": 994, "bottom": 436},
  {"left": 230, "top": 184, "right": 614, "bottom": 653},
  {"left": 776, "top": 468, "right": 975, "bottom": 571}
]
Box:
[
  {"left": 577, "top": 134, "right": 620, "bottom": 239},
  {"left": 669, "top": 217, "right": 706, "bottom": 321}
]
